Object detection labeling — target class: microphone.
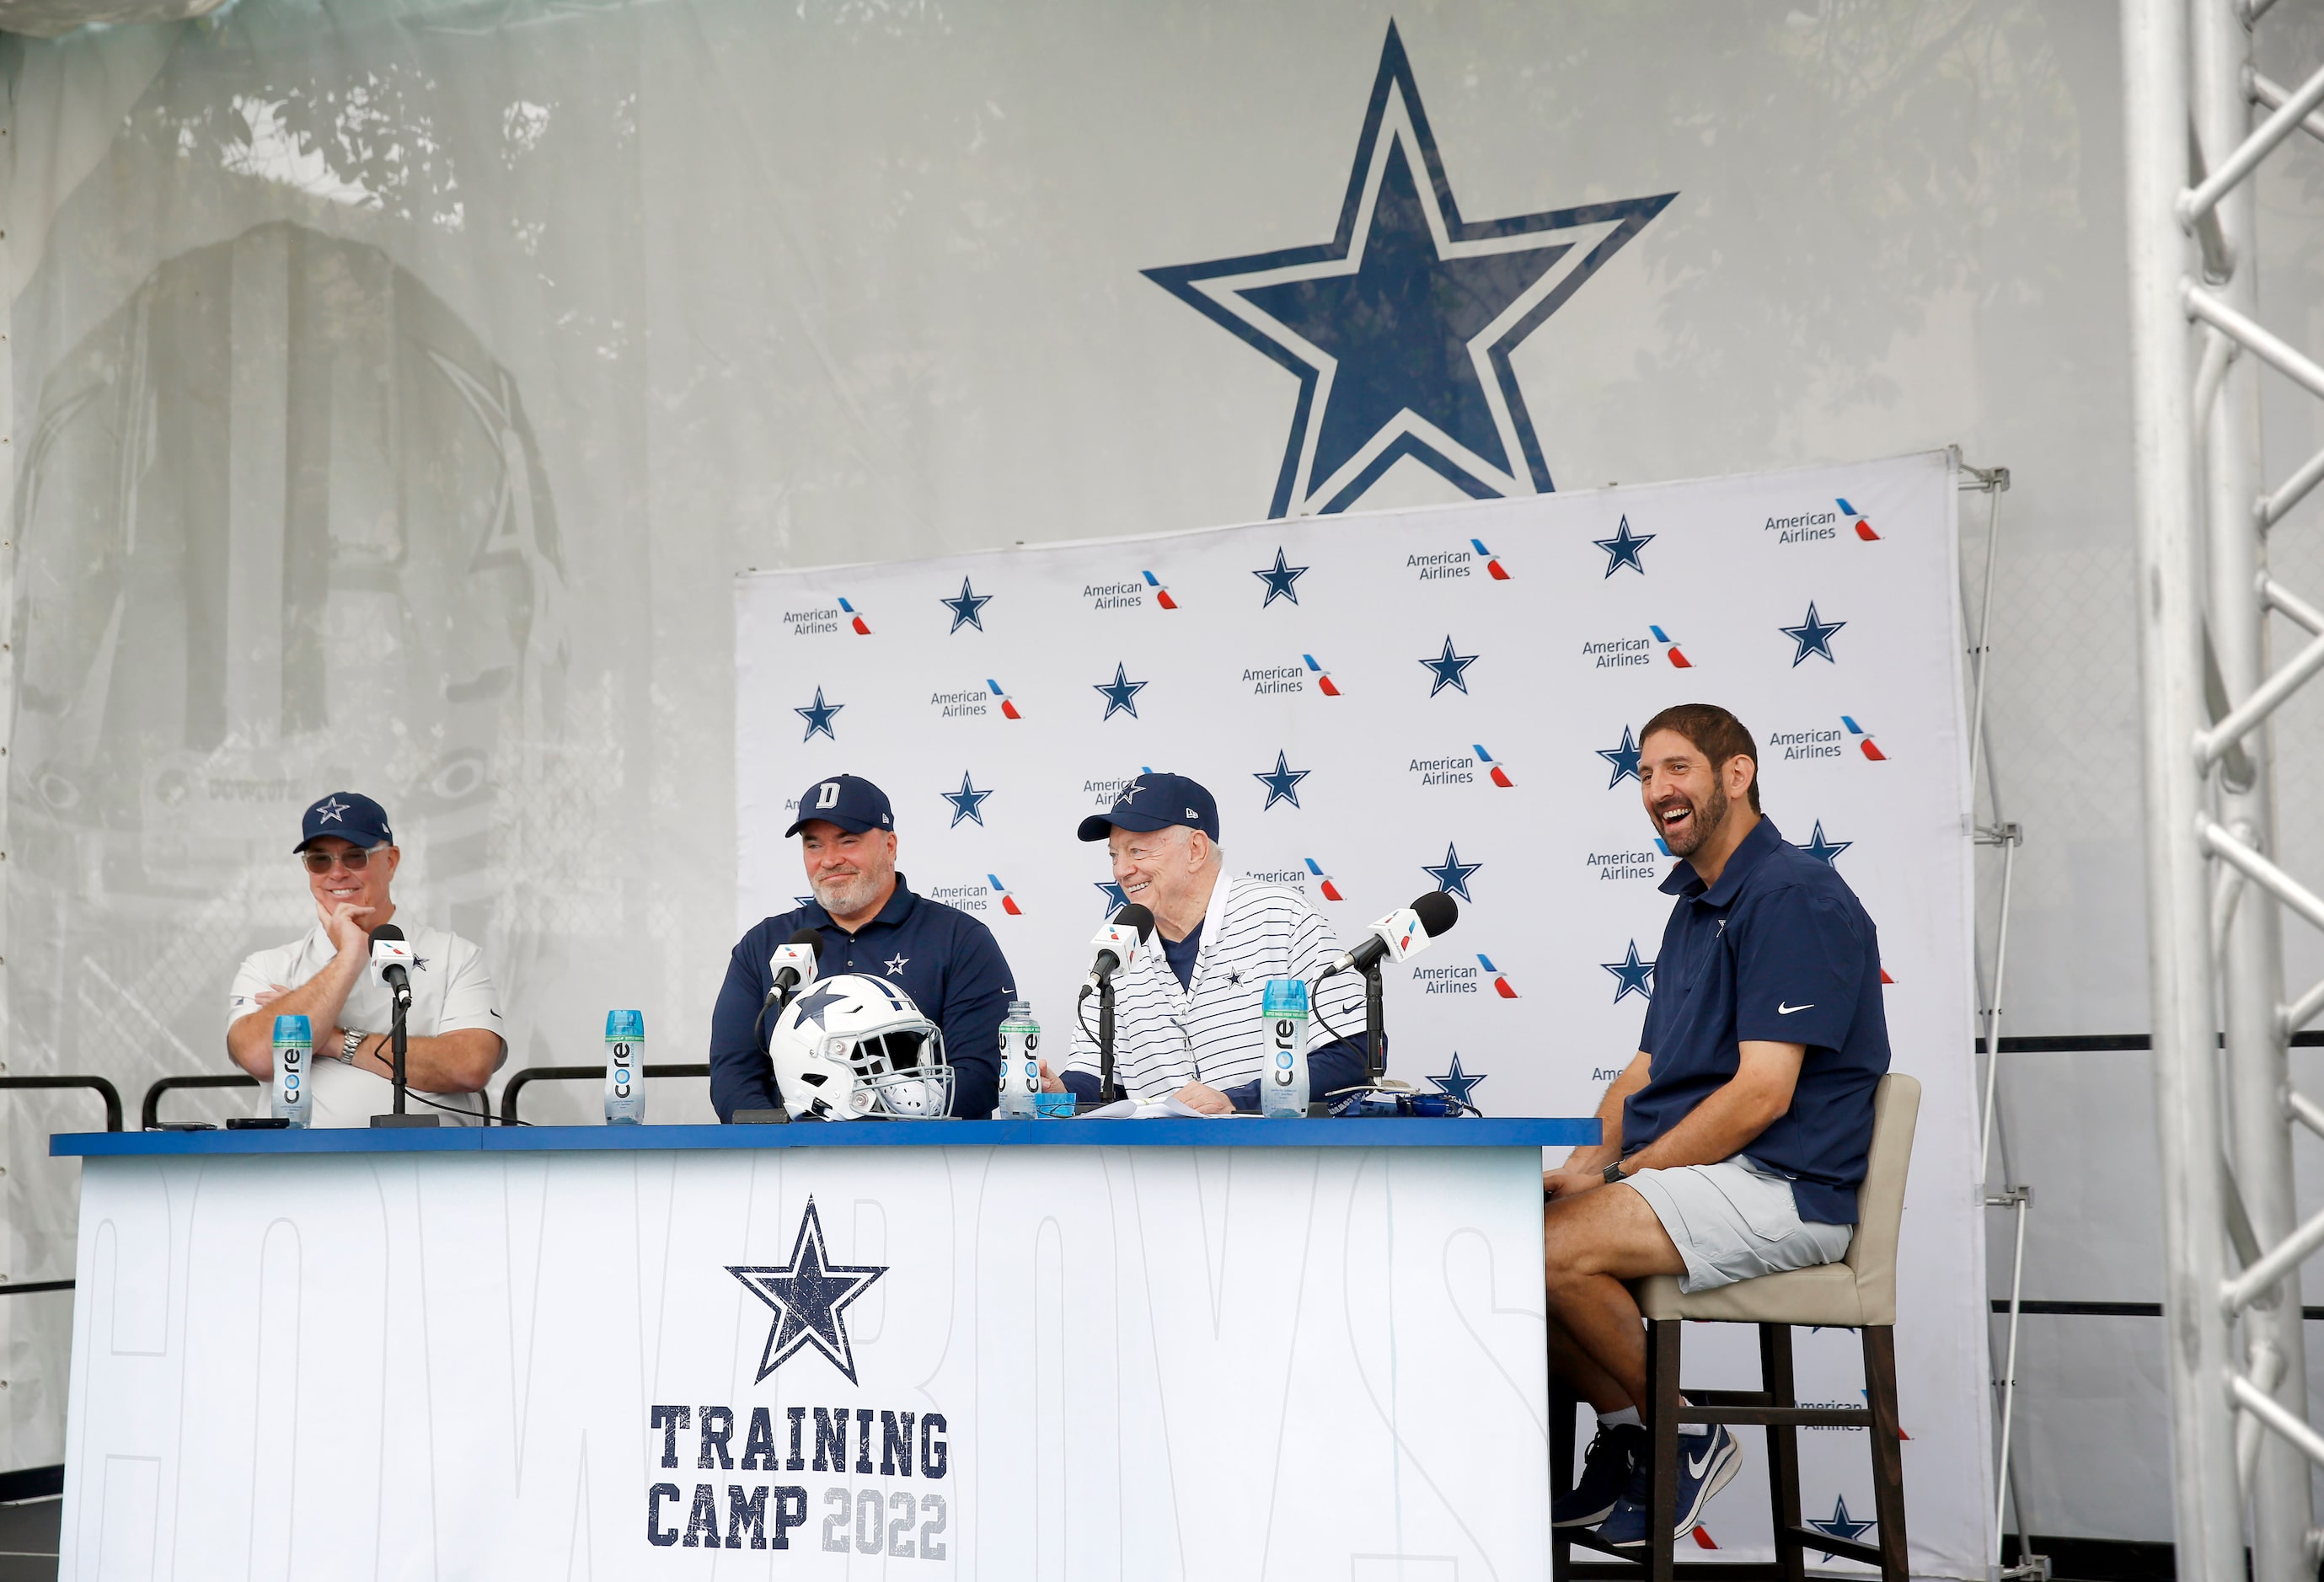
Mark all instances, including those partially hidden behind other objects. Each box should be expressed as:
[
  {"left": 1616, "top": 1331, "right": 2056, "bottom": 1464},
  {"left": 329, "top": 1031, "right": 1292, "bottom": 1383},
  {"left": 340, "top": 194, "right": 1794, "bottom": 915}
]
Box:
[
  {"left": 370, "top": 923, "right": 415, "bottom": 1007},
  {"left": 768, "top": 928, "right": 822, "bottom": 997},
  {"left": 1324, "top": 891, "right": 1459, "bottom": 978},
  {"left": 1081, "top": 904, "right": 1155, "bottom": 994}
]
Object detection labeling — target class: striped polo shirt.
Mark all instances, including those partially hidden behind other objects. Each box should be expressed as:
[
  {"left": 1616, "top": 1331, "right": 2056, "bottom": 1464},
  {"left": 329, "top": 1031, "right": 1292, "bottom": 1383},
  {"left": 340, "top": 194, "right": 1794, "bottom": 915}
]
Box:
[{"left": 1064, "top": 874, "right": 1367, "bottom": 1100}]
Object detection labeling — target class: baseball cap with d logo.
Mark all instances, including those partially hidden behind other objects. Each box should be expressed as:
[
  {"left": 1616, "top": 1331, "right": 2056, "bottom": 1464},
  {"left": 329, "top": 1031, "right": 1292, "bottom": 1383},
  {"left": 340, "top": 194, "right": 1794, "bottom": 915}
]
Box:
[{"left": 784, "top": 774, "right": 897, "bottom": 837}]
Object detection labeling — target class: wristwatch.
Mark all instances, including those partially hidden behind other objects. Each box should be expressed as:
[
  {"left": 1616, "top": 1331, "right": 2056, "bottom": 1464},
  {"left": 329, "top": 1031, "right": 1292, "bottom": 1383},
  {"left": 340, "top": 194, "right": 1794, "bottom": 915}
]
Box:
[
  {"left": 1603, "top": 1159, "right": 1629, "bottom": 1184},
  {"left": 340, "top": 1029, "right": 365, "bottom": 1064}
]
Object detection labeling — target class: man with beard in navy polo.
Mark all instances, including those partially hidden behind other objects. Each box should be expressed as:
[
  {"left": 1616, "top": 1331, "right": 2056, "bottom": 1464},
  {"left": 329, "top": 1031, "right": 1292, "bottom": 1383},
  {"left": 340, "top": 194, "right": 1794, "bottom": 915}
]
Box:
[
  {"left": 710, "top": 773, "right": 1015, "bottom": 1120},
  {"left": 1540, "top": 703, "right": 1890, "bottom": 1550}
]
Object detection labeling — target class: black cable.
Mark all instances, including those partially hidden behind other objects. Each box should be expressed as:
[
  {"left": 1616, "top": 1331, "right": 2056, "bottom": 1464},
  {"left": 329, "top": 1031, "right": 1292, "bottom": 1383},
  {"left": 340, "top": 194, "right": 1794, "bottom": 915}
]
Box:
[{"left": 404, "top": 1087, "right": 516, "bottom": 1125}]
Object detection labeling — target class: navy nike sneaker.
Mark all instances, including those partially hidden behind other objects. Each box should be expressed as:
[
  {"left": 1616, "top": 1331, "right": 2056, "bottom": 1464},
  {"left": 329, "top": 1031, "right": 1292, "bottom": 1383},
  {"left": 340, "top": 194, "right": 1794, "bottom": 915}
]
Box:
[
  {"left": 1553, "top": 1422, "right": 1647, "bottom": 1528},
  {"left": 1595, "top": 1424, "right": 1743, "bottom": 1547}
]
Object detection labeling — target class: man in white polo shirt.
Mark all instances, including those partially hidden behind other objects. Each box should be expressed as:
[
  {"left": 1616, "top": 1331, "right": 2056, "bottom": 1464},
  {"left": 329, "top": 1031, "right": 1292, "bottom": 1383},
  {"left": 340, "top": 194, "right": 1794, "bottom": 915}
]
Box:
[
  {"left": 224, "top": 792, "right": 505, "bottom": 1126},
  {"left": 1045, "top": 772, "right": 1370, "bottom": 1112}
]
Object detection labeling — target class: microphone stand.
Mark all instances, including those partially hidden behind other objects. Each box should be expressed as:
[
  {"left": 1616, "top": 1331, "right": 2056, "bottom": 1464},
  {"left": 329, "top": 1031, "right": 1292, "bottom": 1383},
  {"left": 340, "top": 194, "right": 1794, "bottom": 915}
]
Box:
[
  {"left": 1362, "top": 961, "right": 1387, "bottom": 1087},
  {"left": 371, "top": 981, "right": 438, "bottom": 1128},
  {"left": 1096, "top": 978, "right": 1120, "bottom": 1105}
]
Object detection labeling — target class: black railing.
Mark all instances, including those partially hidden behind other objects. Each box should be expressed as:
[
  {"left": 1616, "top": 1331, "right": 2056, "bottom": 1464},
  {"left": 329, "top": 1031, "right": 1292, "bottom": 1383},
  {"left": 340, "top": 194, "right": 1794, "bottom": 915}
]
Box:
[
  {"left": 1976, "top": 1029, "right": 2324, "bottom": 1052},
  {"left": 501, "top": 1064, "right": 710, "bottom": 1125},
  {"left": 0, "top": 1076, "right": 123, "bottom": 1134},
  {"left": 140, "top": 1074, "right": 259, "bottom": 1130}
]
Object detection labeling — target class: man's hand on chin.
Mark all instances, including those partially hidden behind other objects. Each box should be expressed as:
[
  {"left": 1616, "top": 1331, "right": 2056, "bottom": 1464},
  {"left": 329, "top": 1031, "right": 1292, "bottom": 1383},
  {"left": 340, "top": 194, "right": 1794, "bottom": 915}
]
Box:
[{"left": 1173, "top": 1081, "right": 1234, "bottom": 1115}]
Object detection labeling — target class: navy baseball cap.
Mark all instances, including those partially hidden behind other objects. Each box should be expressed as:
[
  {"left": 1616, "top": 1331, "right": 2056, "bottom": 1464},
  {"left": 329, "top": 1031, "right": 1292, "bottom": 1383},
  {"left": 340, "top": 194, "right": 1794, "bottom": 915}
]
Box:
[
  {"left": 294, "top": 791, "right": 394, "bottom": 852},
  {"left": 785, "top": 773, "right": 896, "bottom": 837},
  {"left": 1076, "top": 772, "right": 1220, "bottom": 843}
]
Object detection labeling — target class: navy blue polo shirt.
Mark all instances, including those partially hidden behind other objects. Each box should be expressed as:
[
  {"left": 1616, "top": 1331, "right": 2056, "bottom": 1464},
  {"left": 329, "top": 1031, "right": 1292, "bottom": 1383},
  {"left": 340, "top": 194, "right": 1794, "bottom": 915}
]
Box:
[
  {"left": 709, "top": 874, "right": 1015, "bottom": 1120},
  {"left": 1627, "top": 818, "right": 1891, "bottom": 1223}
]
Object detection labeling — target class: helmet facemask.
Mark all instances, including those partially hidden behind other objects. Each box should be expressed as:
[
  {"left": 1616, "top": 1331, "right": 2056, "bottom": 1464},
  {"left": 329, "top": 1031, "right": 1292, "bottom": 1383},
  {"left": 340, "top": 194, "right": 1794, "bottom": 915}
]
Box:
[{"left": 825, "top": 1024, "right": 952, "bottom": 1119}]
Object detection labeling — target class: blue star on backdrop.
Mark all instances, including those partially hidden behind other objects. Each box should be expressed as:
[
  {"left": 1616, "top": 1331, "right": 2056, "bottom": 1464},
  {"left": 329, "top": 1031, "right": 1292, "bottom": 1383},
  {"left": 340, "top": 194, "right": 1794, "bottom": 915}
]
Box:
[
  {"left": 1095, "top": 879, "right": 1131, "bottom": 913},
  {"left": 1253, "top": 548, "right": 1309, "bottom": 607},
  {"left": 1780, "top": 601, "right": 1847, "bottom": 666},
  {"left": 1143, "top": 24, "right": 1673, "bottom": 517},
  {"left": 1805, "top": 1495, "right": 1876, "bottom": 1560},
  {"left": 1597, "top": 724, "right": 1643, "bottom": 788},
  {"left": 1593, "top": 516, "right": 1653, "bottom": 577},
  {"left": 795, "top": 687, "right": 843, "bottom": 742},
  {"left": 1427, "top": 1053, "right": 1486, "bottom": 1109},
  {"left": 940, "top": 577, "right": 992, "bottom": 633},
  {"left": 1254, "top": 751, "right": 1311, "bottom": 810},
  {"left": 1802, "top": 820, "right": 1852, "bottom": 867},
  {"left": 1602, "top": 941, "right": 1656, "bottom": 1003},
  {"left": 1419, "top": 635, "right": 1479, "bottom": 697},
  {"left": 1423, "top": 842, "right": 1481, "bottom": 901},
  {"left": 941, "top": 772, "right": 993, "bottom": 828},
  {"left": 727, "top": 1199, "right": 888, "bottom": 1385},
  {"left": 1094, "top": 663, "right": 1149, "bottom": 720}
]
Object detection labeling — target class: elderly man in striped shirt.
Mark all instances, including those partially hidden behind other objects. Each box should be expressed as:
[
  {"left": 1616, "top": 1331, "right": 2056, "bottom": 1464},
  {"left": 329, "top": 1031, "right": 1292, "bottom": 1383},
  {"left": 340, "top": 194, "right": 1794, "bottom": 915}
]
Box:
[{"left": 1041, "top": 772, "right": 1372, "bottom": 1113}]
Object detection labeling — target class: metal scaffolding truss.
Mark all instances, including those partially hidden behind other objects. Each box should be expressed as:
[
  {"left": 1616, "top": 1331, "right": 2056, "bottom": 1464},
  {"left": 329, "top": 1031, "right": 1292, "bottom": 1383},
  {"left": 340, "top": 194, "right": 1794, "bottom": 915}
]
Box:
[{"left": 2123, "top": 2, "right": 2324, "bottom": 1579}]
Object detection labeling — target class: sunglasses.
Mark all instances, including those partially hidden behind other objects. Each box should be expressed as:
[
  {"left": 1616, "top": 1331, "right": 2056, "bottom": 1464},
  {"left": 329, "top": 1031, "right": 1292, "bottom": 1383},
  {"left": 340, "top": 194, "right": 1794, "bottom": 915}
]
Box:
[{"left": 301, "top": 848, "right": 378, "bottom": 874}]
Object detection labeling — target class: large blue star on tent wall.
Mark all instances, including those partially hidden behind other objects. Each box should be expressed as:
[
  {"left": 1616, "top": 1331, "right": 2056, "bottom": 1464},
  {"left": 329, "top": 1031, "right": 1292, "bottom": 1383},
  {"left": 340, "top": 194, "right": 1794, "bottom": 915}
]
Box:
[{"left": 1143, "top": 23, "right": 1674, "bottom": 517}]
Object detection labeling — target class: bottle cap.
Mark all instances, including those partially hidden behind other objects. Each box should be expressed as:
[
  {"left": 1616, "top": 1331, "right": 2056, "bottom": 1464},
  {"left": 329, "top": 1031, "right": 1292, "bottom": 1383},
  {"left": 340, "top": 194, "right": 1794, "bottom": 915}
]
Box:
[
  {"left": 606, "top": 1009, "right": 645, "bottom": 1040},
  {"left": 1261, "top": 978, "right": 1309, "bottom": 1015},
  {"left": 271, "top": 1013, "right": 313, "bottom": 1043},
  {"left": 1006, "top": 998, "right": 1032, "bottom": 1020}
]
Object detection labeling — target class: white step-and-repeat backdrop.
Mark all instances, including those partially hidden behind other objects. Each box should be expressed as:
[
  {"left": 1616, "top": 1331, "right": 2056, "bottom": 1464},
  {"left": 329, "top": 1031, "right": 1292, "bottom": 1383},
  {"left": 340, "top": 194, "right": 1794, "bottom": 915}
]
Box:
[{"left": 736, "top": 450, "right": 1990, "bottom": 1574}]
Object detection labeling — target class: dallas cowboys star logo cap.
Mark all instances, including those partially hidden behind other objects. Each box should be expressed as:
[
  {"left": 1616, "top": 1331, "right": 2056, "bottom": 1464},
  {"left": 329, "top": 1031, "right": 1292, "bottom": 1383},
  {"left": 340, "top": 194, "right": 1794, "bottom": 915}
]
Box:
[
  {"left": 293, "top": 791, "right": 394, "bottom": 852},
  {"left": 1075, "top": 772, "right": 1219, "bottom": 843},
  {"left": 784, "top": 773, "right": 897, "bottom": 838}
]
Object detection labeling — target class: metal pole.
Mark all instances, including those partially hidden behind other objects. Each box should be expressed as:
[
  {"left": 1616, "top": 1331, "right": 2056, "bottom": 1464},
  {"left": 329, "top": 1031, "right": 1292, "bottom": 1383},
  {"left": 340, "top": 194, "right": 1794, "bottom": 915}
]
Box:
[
  {"left": 1992, "top": 1187, "right": 2032, "bottom": 1567},
  {"left": 2194, "top": 4, "right": 2313, "bottom": 1571},
  {"left": 1979, "top": 832, "right": 2019, "bottom": 1185},
  {"left": 1968, "top": 484, "right": 2005, "bottom": 804},
  {"left": 2122, "top": 3, "right": 2243, "bottom": 1579}
]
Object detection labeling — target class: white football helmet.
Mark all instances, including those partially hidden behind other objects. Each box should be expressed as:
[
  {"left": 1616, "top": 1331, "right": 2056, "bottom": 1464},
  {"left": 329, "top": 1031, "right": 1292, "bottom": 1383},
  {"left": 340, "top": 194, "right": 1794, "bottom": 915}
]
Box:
[{"left": 767, "top": 974, "right": 953, "bottom": 1120}]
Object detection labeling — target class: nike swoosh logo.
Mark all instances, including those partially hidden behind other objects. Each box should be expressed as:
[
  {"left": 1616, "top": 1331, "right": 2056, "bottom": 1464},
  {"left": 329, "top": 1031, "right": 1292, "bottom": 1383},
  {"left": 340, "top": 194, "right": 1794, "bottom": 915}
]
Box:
[
  {"left": 1687, "top": 1445, "right": 1720, "bottom": 1478},
  {"left": 1776, "top": 1002, "right": 1813, "bottom": 1014}
]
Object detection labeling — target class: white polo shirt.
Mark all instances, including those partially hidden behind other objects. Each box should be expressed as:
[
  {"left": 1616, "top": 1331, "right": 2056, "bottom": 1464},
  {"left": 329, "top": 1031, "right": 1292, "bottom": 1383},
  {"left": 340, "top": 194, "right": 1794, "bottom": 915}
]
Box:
[
  {"left": 228, "top": 921, "right": 503, "bottom": 1127},
  {"left": 1063, "top": 875, "right": 1365, "bottom": 1101}
]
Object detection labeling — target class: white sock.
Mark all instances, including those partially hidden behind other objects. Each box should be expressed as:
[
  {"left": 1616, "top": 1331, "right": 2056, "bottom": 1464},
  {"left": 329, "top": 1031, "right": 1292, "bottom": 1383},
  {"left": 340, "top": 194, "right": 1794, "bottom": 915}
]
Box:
[{"left": 1597, "top": 1407, "right": 1642, "bottom": 1430}]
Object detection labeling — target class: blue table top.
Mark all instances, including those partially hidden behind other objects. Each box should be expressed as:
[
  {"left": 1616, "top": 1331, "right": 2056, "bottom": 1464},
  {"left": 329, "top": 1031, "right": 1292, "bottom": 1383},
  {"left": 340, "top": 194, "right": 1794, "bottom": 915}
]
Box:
[{"left": 52, "top": 1116, "right": 1598, "bottom": 1158}]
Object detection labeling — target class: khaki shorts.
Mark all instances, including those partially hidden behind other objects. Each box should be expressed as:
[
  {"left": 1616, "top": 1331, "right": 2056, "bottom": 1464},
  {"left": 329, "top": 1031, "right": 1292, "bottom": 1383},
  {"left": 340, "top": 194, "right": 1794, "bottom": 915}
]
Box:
[{"left": 1624, "top": 1154, "right": 1855, "bottom": 1293}]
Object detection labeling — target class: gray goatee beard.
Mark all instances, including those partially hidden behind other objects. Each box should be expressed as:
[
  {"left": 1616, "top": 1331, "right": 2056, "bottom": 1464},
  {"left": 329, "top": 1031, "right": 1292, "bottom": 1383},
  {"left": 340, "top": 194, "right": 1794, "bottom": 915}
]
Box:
[{"left": 814, "top": 869, "right": 885, "bottom": 915}]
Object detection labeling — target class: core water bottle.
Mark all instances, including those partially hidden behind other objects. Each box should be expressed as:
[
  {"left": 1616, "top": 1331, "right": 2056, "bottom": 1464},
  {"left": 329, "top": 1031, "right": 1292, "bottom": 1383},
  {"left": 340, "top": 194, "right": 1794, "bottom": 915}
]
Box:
[
  {"left": 997, "top": 999, "right": 1041, "bottom": 1118},
  {"left": 605, "top": 1010, "right": 646, "bottom": 1125},
  {"left": 271, "top": 1013, "right": 313, "bottom": 1127},
  {"left": 1259, "top": 980, "right": 1310, "bottom": 1118}
]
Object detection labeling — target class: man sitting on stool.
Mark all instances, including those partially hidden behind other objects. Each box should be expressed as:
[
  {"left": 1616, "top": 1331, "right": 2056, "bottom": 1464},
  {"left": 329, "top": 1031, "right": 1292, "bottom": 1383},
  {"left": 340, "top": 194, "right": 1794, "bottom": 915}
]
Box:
[
  {"left": 226, "top": 792, "right": 506, "bottom": 1125},
  {"left": 1543, "top": 704, "right": 1891, "bottom": 1547}
]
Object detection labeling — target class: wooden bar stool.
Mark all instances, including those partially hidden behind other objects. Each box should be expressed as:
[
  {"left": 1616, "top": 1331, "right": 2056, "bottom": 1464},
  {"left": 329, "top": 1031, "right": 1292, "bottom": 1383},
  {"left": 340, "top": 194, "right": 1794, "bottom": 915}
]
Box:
[{"left": 1555, "top": 1072, "right": 1920, "bottom": 1582}]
